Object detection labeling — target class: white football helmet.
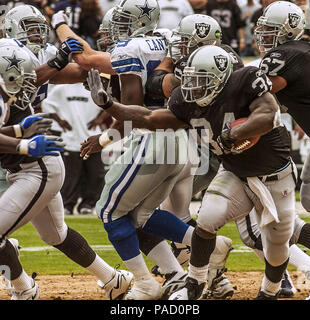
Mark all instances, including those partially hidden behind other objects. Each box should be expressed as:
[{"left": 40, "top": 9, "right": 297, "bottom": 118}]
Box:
[
  {"left": 169, "top": 14, "right": 222, "bottom": 61},
  {"left": 97, "top": 7, "right": 115, "bottom": 52},
  {"left": 255, "top": 1, "right": 305, "bottom": 53},
  {"left": 110, "top": 0, "right": 160, "bottom": 41},
  {"left": 4, "top": 5, "right": 50, "bottom": 55},
  {"left": 0, "top": 39, "right": 37, "bottom": 110},
  {"left": 181, "top": 45, "right": 233, "bottom": 107}
]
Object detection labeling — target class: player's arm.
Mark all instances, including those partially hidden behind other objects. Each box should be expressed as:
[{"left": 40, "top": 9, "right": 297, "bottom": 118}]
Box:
[
  {"left": 52, "top": 12, "right": 114, "bottom": 74},
  {"left": 266, "top": 76, "right": 287, "bottom": 94},
  {"left": 146, "top": 57, "right": 181, "bottom": 99},
  {"left": 230, "top": 92, "right": 280, "bottom": 140}
]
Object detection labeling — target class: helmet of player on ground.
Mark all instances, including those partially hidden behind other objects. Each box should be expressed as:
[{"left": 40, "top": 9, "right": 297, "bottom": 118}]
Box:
[
  {"left": 110, "top": 0, "right": 160, "bottom": 41},
  {"left": 181, "top": 45, "right": 233, "bottom": 107},
  {"left": 0, "top": 39, "right": 37, "bottom": 110},
  {"left": 97, "top": 7, "right": 115, "bottom": 52},
  {"left": 255, "top": 1, "right": 305, "bottom": 53},
  {"left": 169, "top": 14, "right": 222, "bottom": 61},
  {"left": 4, "top": 4, "right": 50, "bottom": 55}
]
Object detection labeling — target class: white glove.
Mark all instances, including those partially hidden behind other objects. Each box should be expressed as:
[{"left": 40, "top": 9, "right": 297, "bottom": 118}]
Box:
[{"left": 51, "top": 10, "right": 70, "bottom": 30}]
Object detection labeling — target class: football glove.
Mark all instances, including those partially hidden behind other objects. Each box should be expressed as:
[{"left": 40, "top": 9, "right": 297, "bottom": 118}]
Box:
[
  {"left": 217, "top": 122, "right": 237, "bottom": 154},
  {"left": 14, "top": 113, "right": 52, "bottom": 138},
  {"left": 51, "top": 10, "right": 70, "bottom": 30},
  {"left": 47, "top": 37, "right": 83, "bottom": 71},
  {"left": 87, "top": 69, "right": 113, "bottom": 109},
  {"left": 174, "top": 57, "right": 188, "bottom": 81},
  {"left": 17, "top": 135, "right": 66, "bottom": 157}
]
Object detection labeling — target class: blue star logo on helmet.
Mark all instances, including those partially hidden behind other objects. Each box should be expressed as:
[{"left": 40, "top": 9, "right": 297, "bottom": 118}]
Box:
[
  {"left": 3, "top": 52, "right": 25, "bottom": 72},
  {"left": 135, "top": 0, "right": 155, "bottom": 20}
]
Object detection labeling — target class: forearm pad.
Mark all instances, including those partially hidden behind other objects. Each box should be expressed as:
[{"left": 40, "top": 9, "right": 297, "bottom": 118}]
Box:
[{"left": 145, "top": 69, "right": 168, "bottom": 99}]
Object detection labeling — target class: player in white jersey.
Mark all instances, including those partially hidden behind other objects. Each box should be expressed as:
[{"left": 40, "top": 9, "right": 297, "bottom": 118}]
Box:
[
  {"left": 53, "top": 0, "right": 202, "bottom": 300},
  {"left": 0, "top": 6, "right": 134, "bottom": 300}
]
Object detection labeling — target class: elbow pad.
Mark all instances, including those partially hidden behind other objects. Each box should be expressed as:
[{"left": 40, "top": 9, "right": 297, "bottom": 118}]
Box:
[{"left": 145, "top": 69, "right": 168, "bottom": 99}]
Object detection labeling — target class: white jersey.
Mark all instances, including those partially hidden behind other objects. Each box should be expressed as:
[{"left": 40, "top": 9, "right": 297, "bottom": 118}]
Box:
[
  {"left": 110, "top": 36, "right": 167, "bottom": 90},
  {"left": 41, "top": 83, "right": 103, "bottom": 152},
  {"left": 0, "top": 95, "right": 8, "bottom": 129}
]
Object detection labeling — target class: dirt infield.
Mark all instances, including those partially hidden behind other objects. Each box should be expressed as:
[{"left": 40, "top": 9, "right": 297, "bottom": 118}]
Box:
[{"left": 0, "top": 271, "right": 309, "bottom": 300}]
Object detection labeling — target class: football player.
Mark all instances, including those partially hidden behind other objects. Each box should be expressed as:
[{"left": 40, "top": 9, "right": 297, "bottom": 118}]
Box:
[
  {"left": 0, "top": 7, "right": 133, "bottom": 300},
  {"left": 85, "top": 44, "right": 296, "bottom": 300}
]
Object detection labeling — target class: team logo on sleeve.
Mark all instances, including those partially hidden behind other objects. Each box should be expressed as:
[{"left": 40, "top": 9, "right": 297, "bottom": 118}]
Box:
[
  {"left": 288, "top": 13, "right": 301, "bottom": 28},
  {"left": 3, "top": 52, "right": 25, "bottom": 71},
  {"left": 195, "top": 23, "right": 210, "bottom": 38},
  {"left": 214, "top": 55, "right": 228, "bottom": 71}
]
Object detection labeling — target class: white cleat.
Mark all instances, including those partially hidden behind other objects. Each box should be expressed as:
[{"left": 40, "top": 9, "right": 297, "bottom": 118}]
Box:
[
  {"left": 169, "top": 277, "right": 205, "bottom": 300},
  {"left": 98, "top": 269, "right": 134, "bottom": 300},
  {"left": 201, "top": 235, "right": 234, "bottom": 299},
  {"left": 124, "top": 276, "right": 163, "bottom": 300},
  {"left": 161, "top": 270, "right": 188, "bottom": 300},
  {"left": 11, "top": 279, "right": 40, "bottom": 300},
  {"left": 1, "top": 238, "right": 21, "bottom": 297}
]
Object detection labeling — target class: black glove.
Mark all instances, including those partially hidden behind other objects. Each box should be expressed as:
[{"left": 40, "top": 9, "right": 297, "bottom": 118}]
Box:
[
  {"left": 174, "top": 57, "right": 188, "bottom": 81},
  {"left": 217, "top": 122, "right": 237, "bottom": 153},
  {"left": 47, "top": 37, "right": 83, "bottom": 71}
]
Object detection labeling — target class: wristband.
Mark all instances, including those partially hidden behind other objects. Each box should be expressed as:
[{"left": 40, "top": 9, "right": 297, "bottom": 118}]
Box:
[
  {"left": 13, "top": 125, "right": 23, "bottom": 138},
  {"left": 16, "top": 139, "right": 29, "bottom": 155},
  {"left": 100, "top": 99, "right": 113, "bottom": 110},
  {"left": 99, "top": 131, "right": 112, "bottom": 148}
]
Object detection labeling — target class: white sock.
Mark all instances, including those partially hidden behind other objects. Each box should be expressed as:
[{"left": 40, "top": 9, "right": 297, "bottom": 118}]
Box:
[
  {"left": 182, "top": 225, "right": 194, "bottom": 246},
  {"left": 86, "top": 254, "right": 116, "bottom": 284},
  {"left": 289, "top": 244, "right": 310, "bottom": 271},
  {"left": 11, "top": 270, "right": 33, "bottom": 291},
  {"left": 147, "top": 241, "right": 184, "bottom": 274},
  {"left": 261, "top": 273, "right": 281, "bottom": 295},
  {"left": 188, "top": 263, "right": 208, "bottom": 285},
  {"left": 124, "top": 253, "right": 151, "bottom": 281}
]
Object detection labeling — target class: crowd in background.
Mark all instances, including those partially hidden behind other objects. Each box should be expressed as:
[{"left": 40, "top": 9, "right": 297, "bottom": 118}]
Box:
[{"left": 1, "top": 0, "right": 310, "bottom": 213}]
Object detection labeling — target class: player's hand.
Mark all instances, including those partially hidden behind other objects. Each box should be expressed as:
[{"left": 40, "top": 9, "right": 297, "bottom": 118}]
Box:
[
  {"left": 87, "top": 69, "right": 113, "bottom": 109},
  {"left": 18, "top": 113, "right": 53, "bottom": 138},
  {"left": 17, "top": 135, "right": 66, "bottom": 157},
  {"left": 174, "top": 57, "right": 188, "bottom": 81},
  {"left": 217, "top": 122, "right": 239, "bottom": 154},
  {"left": 51, "top": 10, "right": 70, "bottom": 30},
  {"left": 47, "top": 37, "right": 83, "bottom": 71},
  {"left": 80, "top": 134, "right": 103, "bottom": 160}
]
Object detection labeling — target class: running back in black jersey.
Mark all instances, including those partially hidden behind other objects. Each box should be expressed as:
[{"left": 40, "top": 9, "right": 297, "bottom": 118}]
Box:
[
  {"left": 260, "top": 40, "right": 310, "bottom": 136},
  {"left": 168, "top": 66, "right": 291, "bottom": 178},
  {"left": 0, "top": 106, "right": 39, "bottom": 170}
]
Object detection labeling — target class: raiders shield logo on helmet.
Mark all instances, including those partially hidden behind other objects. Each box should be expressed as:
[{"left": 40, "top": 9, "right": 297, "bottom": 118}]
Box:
[
  {"left": 288, "top": 13, "right": 301, "bottom": 28},
  {"left": 195, "top": 23, "right": 210, "bottom": 38},
  {"left": 214, "top": 55, "right": 228, "bottom": 71}
]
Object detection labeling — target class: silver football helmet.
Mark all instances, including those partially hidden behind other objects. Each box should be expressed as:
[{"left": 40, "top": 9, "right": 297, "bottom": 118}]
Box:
[
  {"left": 4, "top": 5, "right": 50, "bottom": 55},
  {"left": 97, "top": 7, "right": 115, "bottom": 52},
  {"left": 181, "top": 45, "right": 233, "bottom": 107},
  {"left": 255, "top": 1, "right": 305, "bottom": 53},
  {"left": 169, "top": 14, "right": 222, "bottom": 61},
  {"left": 110, "top": 0, "right": 160, "bottom": 41},
  {"left": 0, "top": 39, "right": 37, "bottom": 110}
]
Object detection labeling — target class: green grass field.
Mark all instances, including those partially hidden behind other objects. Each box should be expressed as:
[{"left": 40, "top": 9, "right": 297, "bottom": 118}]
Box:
[{"left": 10, "top": 213, "right": 310, "bottom": 276}]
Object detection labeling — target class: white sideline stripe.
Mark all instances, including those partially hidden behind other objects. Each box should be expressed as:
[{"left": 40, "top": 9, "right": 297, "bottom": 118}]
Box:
[
  {"left": 20, "top": 245, "right": 115, "bottom": 252},
  {"left": 20, "top": 244, "right": 310, "bottom": 253}
]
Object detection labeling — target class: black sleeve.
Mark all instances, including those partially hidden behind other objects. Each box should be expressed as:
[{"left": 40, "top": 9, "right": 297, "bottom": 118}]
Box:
[
  {"left": 242, "top": 66, "right": 273, "bottom": 101},
  {"left": 167, "top": 87, "right": 197, "bottom": 126},
  {"left": 260, "top": 48, "right": 304, "bottom": 85}
]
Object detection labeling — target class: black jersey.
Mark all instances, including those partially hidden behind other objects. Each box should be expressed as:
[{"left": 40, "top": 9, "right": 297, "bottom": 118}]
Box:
[
  {"left": 168, "top": 66, "right": 291, "bottom": 178},
  {"left": 220, "top": 44, "right": 244, "bottom": 70},
  {"left": 0, "top": 106, "right": 38, "bottom": 170},
  {"left": 206, "top": 0, "right": 246, "bottom": 51},
  {"left": 260, "top": 40, "right": 310, "bottom": 136}
]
